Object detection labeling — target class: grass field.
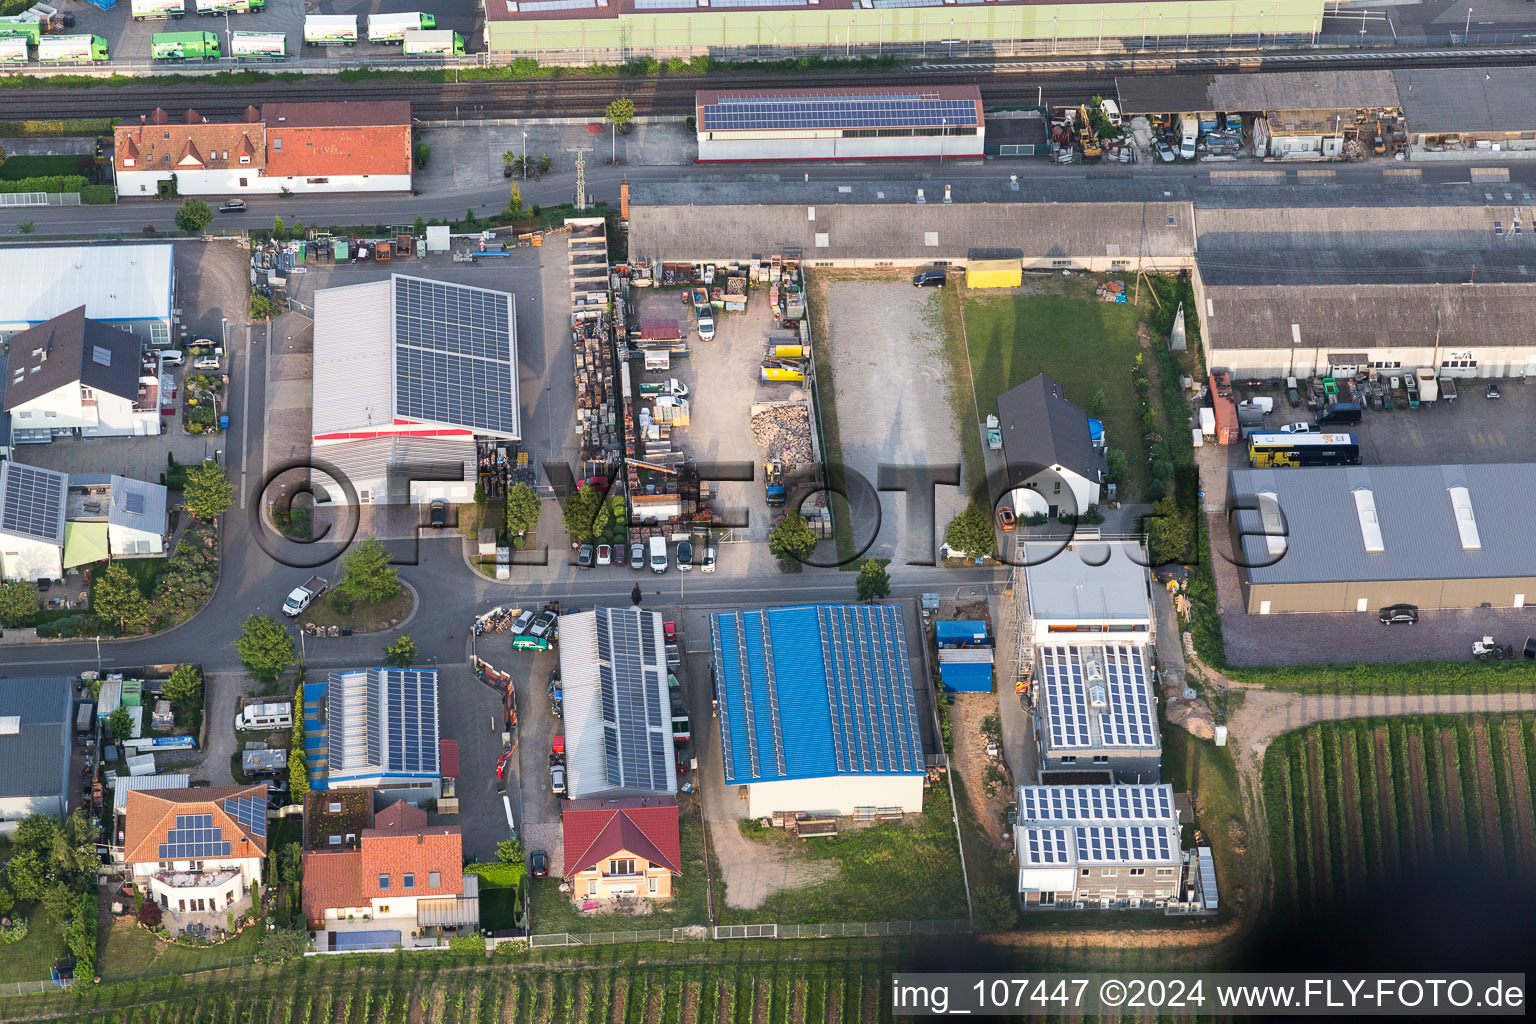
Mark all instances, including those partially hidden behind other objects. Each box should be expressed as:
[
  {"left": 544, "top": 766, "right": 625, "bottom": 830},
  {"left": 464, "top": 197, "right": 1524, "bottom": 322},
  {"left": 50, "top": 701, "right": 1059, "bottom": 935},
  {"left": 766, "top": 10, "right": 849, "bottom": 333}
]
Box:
[
  {"left": 0, "top": 903, "right": 69, "bottom": 986},
  {"left": 1162, "top": 722, "right": 1246, "bottom": 922},
  {"left": 0, "top": 154, "right": 82, "bottom": 181},
  {"left": 720, "top": 784, "right": 969, "bottom": 925},
  {"left": 99, "top": 920, "right": 261, "bottom": 981},
  {"left": 960, "top": 274, "right": 1149, "bottom": 497},
  {"left": 1263, "top": 715, "right": 1536, "bottom": 915}
]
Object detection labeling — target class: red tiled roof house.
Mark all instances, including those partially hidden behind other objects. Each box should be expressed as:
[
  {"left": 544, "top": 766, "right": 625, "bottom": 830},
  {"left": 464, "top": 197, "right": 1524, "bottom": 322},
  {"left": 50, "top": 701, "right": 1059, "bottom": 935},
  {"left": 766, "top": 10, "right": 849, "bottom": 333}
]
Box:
[
  {"left": 114, "top": 101, "right": 412, "bottom": 199},
  {"left": 301, "top": 799, "right": 477, "bottom": 947},
  {"left": 122, "top": 785, "right": 268, "bottom": 935},
  {"left": 561, "top": 797, "right": 681, "bottom": 903}
]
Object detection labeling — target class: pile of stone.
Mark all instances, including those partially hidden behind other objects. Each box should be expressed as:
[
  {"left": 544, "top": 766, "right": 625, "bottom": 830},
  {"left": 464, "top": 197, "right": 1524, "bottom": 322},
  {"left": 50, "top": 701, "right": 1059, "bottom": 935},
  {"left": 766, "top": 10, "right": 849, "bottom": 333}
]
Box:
[{"left": 750, "top": 402, "right": 813, "bottom": 462}]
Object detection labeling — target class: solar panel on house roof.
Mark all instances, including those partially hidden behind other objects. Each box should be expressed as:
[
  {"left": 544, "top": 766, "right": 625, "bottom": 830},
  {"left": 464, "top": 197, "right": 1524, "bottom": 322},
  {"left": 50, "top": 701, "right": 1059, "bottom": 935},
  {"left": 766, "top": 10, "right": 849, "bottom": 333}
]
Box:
[
  {"left": 125, "top": 491, "right": 145, "bottom": 515},
  {"left": 0, "top": 464, "right": 65, "bottom": 543},
  {"left": 158, "top": 813, "right": 232, "bottom": 860},
  {"left": 1021, "top": 827, "right": 1070, "bottom": 865},
  {"left": 700, "top": 93, "right": 977, "bottom": 133},
  {"left": 222, "top": 795, "right": 267, "bottom": 838},
  {"left": 518, "top": 0, "right": 595, "bottom": 10},
  {"left": 92, "top": 346, "right": 112, "bottom": 367},
  {"left": 634, "top": 0, "right": 695, "bottom": 8},
  {"left": 392, "top": 277, "right": 517, "bottom": 437},
  {"left": 1040, "top": 646, "right": 1091, "bottom": 748},
  {"left": 1099, "top": 645, "right": 1155, "bottom": 748},
  {"left": 711, "top": 0, "right": 808, "bottom": 7}
]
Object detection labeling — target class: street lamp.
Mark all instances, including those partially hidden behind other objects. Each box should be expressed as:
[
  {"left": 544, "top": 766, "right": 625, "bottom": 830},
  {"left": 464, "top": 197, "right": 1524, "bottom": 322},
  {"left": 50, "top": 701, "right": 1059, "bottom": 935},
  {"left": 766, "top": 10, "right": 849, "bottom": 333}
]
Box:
[
  {"left": 521, "top": 131, "right": 528, "bottom": 180},
  {"left": 1464, "top": 7, "right": 1473, "bottom": 41}
]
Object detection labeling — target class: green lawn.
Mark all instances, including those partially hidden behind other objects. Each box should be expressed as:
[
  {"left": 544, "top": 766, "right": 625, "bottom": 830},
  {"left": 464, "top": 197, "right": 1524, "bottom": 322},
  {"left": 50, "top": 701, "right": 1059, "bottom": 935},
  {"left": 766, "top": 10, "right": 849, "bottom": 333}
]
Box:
[
  {"left": 1161, "top": 720, "right": 1245, "bottom": 923},
  {"left": 0, "top": 902, "right": 70, "bottom": 985},
  {"left": 100, "top": 919, "right": 260, "bottom": 980},
  {"left": 478, "top": 885, "right": 524, "bottom": 931},
  {"left": 0, "top": 154, "right": 82, "bottom": 181},
  {"left": 721, "top": 784, "right": 969, "bottom": 926},
  {"left": 528, "top": 804, "right": 709, "bottom": 934},
  {"left": 961, "top": 275, "right": 1149, "bottom": 498}
]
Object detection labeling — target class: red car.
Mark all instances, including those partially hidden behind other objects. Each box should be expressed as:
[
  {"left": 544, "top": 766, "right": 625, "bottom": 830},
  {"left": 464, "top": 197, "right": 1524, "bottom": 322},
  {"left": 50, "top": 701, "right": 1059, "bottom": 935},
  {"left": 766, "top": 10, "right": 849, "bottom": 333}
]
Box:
[
  {"left": 997, "top": 507, "right": 1017, "bottom": 532},
  {"left": 664, "top": 620, "right": 677, "bottom": 643}
]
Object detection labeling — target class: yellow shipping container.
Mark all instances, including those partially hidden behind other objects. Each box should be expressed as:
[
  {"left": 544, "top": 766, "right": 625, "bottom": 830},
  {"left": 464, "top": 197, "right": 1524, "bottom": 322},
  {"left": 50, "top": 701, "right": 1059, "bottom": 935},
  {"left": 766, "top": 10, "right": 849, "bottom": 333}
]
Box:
[{"left": 965, "top": 259, "right": 1022, "bottom": 289}]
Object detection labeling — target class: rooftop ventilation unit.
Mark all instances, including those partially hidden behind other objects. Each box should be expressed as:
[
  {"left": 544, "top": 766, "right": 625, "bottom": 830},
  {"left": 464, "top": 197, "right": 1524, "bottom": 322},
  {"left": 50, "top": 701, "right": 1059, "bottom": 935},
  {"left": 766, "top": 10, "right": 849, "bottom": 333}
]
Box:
[
  {"left": 1350, "top": 487, "right": 1384, "bottom": 553},
  {"left": 1256, "top": 490, "right": 1287, "bottom": 557},
  {"left": 1447, "top": 485, "right": 1481, "bottom": 550}
]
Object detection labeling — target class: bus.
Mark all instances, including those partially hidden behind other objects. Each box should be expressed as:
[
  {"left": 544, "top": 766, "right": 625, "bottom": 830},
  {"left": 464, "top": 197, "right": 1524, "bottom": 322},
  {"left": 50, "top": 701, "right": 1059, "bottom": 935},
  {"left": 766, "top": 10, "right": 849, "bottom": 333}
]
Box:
[{"left": 1248, "top": 432, "right": 1361, "bottom": 468}]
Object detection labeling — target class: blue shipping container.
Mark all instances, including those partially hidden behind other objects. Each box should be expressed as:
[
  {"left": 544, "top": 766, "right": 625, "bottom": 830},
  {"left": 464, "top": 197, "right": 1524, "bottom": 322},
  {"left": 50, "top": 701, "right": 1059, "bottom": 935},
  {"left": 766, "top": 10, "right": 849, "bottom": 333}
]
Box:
[
  {"left": 940, "top": 661, "right": 992, "bottom": 692},
  {"left": 936, "top": 620, "right": 989, "bottom": 646}
]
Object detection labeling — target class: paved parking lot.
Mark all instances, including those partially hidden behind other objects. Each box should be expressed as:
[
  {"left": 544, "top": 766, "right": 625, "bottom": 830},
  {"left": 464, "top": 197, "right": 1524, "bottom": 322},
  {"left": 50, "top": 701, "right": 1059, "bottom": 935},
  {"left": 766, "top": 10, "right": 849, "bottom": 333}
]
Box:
[
  {"left": 434, "top": 660, "right": 519, "bottom": 865},
  {"left": 821, "top": 279, "right": 966, "bottom": 567}
]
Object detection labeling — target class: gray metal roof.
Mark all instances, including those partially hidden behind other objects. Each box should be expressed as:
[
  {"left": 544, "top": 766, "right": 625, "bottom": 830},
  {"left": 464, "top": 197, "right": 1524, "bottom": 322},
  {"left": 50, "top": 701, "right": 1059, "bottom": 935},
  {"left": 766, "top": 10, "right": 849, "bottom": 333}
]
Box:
[
  {"left": 1230, "top": 464, "right": 1536, "bottom": 585},
  {"left": 997, "top": 374, "right": 1105, "bottom": 487},
  {"left": 113, "top": 773, "right": 193, "bottom": 810},
  {"left": 0, "top": 244, "right": 173, "bottom": 328},
  {"left": 0, "top": 676, "right": 71, "bottom": 800},
  {"left": 1395, "top": 66, "right": 1536, "bottom": 134},
  {"left": 108, "top": 475, "right": 168, "bottom": 535},
  {"left": 0, "top": 461, "right": 67, "bottom": 546},
  {"left": 311, "top": 280, "right": 394, "bottom": 437},
  {"left": 1196, "top": 248, "right": 1536, "bottom": 287},
  {"left": 1114, "top": 74, "right": 1210, "bottom": 115},
  {"left": 4, "top": 307, "right": 143, "bottom": 410},
  {"left": 1202, "top": 281, "right": 1536, "bottom": 351},
  {"left": 310, "top": 436, "right": 475, "bottom": 504},
  {"left": 1193, "top": 203, "right": 1534, "bottom": 254},
  {"left": 1117, "top": 70, "right": 1398, "bottom": 116},
  {"left": 1022, "top": 540, "right": 1150, "bottom": 622}
]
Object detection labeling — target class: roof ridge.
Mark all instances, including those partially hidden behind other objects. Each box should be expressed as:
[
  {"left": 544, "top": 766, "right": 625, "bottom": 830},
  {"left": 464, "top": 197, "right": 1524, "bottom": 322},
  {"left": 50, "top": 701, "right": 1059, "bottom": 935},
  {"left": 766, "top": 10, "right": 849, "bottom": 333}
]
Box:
[{"left": 621, "top": 807, "right": 680, "bottom": 874}]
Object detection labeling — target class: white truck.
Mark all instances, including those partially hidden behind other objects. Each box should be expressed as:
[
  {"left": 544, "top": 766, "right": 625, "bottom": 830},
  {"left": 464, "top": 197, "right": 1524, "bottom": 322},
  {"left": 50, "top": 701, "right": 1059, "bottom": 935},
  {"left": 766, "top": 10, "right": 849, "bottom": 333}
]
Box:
[
  {"left": 302, "top": 13, "right": 355, "bottom": 45},
  {"left": 38, "top": 35, "right": 108, "bottom": 61},
  {"left": 131, "top": 0, "right": 185, "bottom": 19},
  {"left": 366, "top": 11, "right": 434, "bottom": 43},
  {"left": 0, "top": 36, "right": 27, "bottom": 62},
  {"left": 1178, "top": 115, "right": 1199, "bottom": 160},
  {"left": 401, "top": 29, "right": 463, "bottom": 57},
  {"left": 281, "top": 575, "right": 329, "bottom": 617},
  {"left": 234, "top": 701, "right": 293, "bottom": 732},
  {"left": 230, "top": 31, "right": 284, "bottom": 57},
  {"left": 195, "top": 0, "right": 264, "bottom": 13}
]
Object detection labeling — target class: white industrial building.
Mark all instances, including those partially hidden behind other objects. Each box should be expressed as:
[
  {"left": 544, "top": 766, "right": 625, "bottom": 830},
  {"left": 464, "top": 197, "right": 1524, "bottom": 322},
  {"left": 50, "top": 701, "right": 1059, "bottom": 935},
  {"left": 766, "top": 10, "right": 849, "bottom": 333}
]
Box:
[
  {"left": 310, "top": 275, "right": 519, "bottom": 505},
  {"left": 0, "top": 462, "right": 67, "bottom": 582},
  {"left": 3, "top": 308, "right": 160, "bottom": 442},
  {"left": 694, "top": 86, "right": 984, "bottom": 163},
  {"left": 1021, "top": 538, "right": 1153, "bottom": 642},
  {"left": 709, "top": 603, "right": 926, "bottom": 818},
  {"left": 0, "top": 245, "right": 175, "bottom": 347},
  {"left": 559, "top": 607, "right": 679, "bottom": 801},
  {"left": 1014, "top": 784, "right": 1185, "bottom": 910}
]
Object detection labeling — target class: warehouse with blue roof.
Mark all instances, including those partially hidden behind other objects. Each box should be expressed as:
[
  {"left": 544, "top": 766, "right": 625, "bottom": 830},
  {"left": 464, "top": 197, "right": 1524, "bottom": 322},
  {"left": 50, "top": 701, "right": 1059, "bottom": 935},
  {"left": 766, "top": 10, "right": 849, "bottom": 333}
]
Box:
[{"left": 709, "top": 603, "right": 927, "bottom": 818}]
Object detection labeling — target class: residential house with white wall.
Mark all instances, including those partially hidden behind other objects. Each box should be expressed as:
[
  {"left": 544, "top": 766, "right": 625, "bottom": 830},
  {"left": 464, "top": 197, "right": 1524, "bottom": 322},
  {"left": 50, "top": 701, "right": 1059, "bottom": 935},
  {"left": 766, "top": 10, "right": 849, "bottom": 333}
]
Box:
[
  {"left": 998, "top": 374, "right": 1106, "bottom": 522},
  {"left": 0, "top": 462, "right": 67, "bottom": 582},
  {"left": 122, "top": 785, "right": 268, "bottom": 933},
  {"left": 4, "top": 308, "right": 160, "bottom": 442}
]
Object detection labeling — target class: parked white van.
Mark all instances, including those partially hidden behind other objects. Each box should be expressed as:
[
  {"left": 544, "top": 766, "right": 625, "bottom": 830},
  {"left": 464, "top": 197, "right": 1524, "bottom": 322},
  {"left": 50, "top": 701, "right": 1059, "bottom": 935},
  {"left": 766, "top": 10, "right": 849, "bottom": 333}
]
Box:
[
  {"left": 234, "top": 701, "right": 293, "bottom": 732},
  {"left": 648, "top": 535, "right": 668, "bottom": 573}
]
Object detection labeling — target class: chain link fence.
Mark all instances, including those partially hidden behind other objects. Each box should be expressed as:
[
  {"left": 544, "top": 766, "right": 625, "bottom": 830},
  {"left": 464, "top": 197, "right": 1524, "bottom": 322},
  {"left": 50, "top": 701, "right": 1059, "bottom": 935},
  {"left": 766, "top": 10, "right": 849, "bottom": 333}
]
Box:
[{"left": 529, "top": 918, "right": 971, "bottom": 947}]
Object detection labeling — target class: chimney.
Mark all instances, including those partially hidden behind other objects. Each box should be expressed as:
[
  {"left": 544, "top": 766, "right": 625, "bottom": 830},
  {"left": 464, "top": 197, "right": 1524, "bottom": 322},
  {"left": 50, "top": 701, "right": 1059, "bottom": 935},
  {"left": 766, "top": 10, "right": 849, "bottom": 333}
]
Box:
[
  {"left": 620, "top": 179, "right": 629, "bottom": 220},
  {"left": 943, "top": 184, "right": 953, "bottom": 204},
  {"left": 417, "top": 831, "right": 423, "bottom": 845}
]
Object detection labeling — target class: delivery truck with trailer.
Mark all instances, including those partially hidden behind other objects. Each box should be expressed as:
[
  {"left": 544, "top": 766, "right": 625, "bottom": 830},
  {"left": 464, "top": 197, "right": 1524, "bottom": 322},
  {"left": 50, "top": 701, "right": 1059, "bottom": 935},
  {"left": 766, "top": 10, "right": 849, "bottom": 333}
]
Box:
[
  {"left": 152, "top": 30, "right": 219, "bottom": 59},
  {"left": 230, "top": 30, "right": 284, "bottom": 57},
  {"left": 38, "top": 35, "right": 109, "bottom": 61},
  {"left": 0, "top": 16, "right": 43, "bottom": 45},
  {"left": 195, "top": 0, "right": 264, "bottom": 14},
  {"left": 367, "top": 11, "right": 434, "bottom": 42},
  {"left": 402, "top": 29, "right": 463, "bottom": 56},
  {"left": 303, "top": 14, "right": 355, "bottom": 45},
  {"left": 0, "top": 35, "right": 28, "bottom": 62},
  {"left": 131, "top": 0, "right": 186, "bottom": 20}
]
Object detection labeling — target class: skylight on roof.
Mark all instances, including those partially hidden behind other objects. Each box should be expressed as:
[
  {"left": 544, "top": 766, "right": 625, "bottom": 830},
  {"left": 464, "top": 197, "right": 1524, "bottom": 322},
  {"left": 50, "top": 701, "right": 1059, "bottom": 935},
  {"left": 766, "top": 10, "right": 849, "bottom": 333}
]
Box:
[
  {"left": 1447, "top": 485, "right": 1480, "bottom": 550},
  {"left": 92, "top": 345, "right": 112, "bottom": 367},
  {"left": 1351, "top": 487, "right": 1384, "bottom": 554},
  {"left": 1256, "top": 490, "right": 1287, "bottom": 557}
]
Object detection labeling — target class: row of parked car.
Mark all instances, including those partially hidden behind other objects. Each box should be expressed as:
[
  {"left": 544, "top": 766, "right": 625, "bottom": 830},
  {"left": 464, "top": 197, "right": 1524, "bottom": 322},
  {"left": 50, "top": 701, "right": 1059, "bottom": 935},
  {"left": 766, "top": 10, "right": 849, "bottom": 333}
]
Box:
[{"left": 577, "top": 537, "right": 716, "bottom": 573}]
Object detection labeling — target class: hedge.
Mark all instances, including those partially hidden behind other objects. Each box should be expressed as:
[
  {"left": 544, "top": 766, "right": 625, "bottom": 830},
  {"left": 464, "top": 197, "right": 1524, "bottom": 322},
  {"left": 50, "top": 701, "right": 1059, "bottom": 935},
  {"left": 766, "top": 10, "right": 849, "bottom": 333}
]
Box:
[
  {"left": 0, "top": 117, "right": 116, "bottom": 137},
  {"left": 464, "top": 861, "right": 524, "bottom": 888},
  {"left": 0, "top": 175, "right": 88, "bottom": 194},
  {"left": 80, "top": 184, "right": 114, "bottom": 204}
]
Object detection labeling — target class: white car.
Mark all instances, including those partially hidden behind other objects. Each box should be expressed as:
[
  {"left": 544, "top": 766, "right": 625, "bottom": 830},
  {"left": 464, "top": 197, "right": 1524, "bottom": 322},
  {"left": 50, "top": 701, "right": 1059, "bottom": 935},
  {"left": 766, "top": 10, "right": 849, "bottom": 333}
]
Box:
[
  {"left": 1156, "top": 141, "right": 1175, "bottom": 163},
  {"left": 1278, "top": 422, "right": 1312, "bottom": 434},
  {"left": 192, "top": 355, "right": 222, "bottom": 371},
  {"left": 701, "top": 547, "right": 716, "bottom": 573}
]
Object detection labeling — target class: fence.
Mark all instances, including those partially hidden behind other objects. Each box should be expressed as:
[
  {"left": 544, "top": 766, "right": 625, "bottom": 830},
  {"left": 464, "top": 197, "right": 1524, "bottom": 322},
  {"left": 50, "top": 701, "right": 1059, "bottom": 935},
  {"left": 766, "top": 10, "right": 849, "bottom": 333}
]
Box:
[
  {"left": 0, "top": 192, "right": 79, "bottom": 207},
  {"left": 0, "top": 981, "right": 61, "bottom": 997},
  {"left": 529, "top": 918, "right": 972, "bottom": 947}
]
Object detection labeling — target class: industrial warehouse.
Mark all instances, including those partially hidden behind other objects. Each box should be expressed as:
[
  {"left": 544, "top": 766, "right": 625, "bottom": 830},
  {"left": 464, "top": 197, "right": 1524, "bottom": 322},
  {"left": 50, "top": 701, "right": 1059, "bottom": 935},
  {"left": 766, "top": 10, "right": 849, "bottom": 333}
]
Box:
[{"left": 1228, "top": 464, "right": 1536, "bottom": 615}]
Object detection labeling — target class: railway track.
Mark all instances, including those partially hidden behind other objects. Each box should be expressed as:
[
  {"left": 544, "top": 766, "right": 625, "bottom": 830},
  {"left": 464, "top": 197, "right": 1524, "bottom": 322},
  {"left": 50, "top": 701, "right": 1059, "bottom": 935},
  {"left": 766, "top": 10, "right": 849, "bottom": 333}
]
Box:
[{"left": 3, "top": 45, "right": 1535, "bottom": 121}]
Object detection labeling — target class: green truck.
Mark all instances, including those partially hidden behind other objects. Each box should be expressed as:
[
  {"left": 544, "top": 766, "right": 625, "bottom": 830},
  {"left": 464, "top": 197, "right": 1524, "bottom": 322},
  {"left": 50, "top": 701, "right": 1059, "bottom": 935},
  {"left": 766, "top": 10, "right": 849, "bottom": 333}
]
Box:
[
  {"left": 401, "top": 29, "right": 464, "bottom": 57},
  {"left": 38, "top": 35, "right": 110, "bottom": 61},
  {"left": 151, "top": 30, "right": 220, "bottom": 59},
  {"left": 0, "top": 16, "right": 43, "bottom": 46}
]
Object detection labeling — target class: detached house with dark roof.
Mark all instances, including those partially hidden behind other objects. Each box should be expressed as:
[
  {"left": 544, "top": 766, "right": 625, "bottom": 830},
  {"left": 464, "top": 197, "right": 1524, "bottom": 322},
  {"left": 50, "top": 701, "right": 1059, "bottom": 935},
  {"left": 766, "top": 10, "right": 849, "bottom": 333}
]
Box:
[
  {"left": 114, "top": 102, "right": 413, "bottom": 198},
  {"left": 561, "top": 797, "right": 681, "bottom": 904},
  {"left": 998, "top": 374, "right": 1107, "bottom": 522},
  {"left": 3, "top": 307, "right": 159, "bottom": 441}
]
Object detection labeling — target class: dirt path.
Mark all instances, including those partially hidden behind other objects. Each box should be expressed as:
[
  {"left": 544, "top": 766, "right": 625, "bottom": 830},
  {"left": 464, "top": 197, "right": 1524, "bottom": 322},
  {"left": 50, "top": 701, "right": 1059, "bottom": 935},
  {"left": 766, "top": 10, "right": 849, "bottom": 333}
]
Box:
[
  {"left": 1501, "top": 721, "right": 1536, "bottom": 875},
  {"left": 1437, "top": 728, "right": 1470, "bottom": 860},
  {"left": 1468, "top": 719, "right": 1506, "bottom": 870},
  {"left": 1337, "top": 731, "right": 1367, "bottom": 892},
  {"left": 1303, "top": 733, "right": 1333, "bottom": 903},
  {"left": 951, "top": 693, "right": 1012, "bottom": 850},
  {"left": 1371, "top": 727, "right": 1401, "bottom": 879},
  {"left": 1404, "top": 728, "right": 1434, "bottom": 863},
  {"left": 706, "top": 820, "right": 837, "bottom": 911}
]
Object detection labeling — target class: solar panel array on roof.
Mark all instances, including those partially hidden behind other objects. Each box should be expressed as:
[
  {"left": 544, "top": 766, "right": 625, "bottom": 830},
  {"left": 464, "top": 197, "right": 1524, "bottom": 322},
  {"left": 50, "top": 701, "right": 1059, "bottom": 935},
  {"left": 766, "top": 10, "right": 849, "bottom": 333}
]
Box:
[
  {"left": 222, "top": 795, "right": 268, "bottom": 838},
  {"left": 1099, "top": 645, "right": 1155, "bottom": 748},
  {"left": 518, "top": 0, "right": 594, "bottom": 10},
  {"left": 157, "top": 813, "right": 232, "bottom": 860},
  {"left": 634, "top": 0, "right": 694, "bottom": 7},
  {"left": 1075, "top": 825, "right": 1174, "bottom": 864},
  {"left": 701, "top": 93, "right": 977, "bottom": 133},
  {"left": 1020, "top": 827, "right": 1070, "bottom": 866},
  {"left": 124, "top": 491, "right": 145, "bottom": 516},
  {"left": 871, "top": 0, "right": 945, "bottom": 8},
  {"left": 91, "top": 345, "right": 112, "bottom": 367},
  {"left": 0, "top": 463, "right": 65, "bottom": 543},
  {"left": 1019, "top": 785, "right": 1174, "bottom": 824},
  {"left": 1039, "top": 647, "right": 1090, "bottom": 748},
  {"left": 381, "top": 669, "right": 438, "bottom": 773},
  {"left": 328, "top": 669, "right": 439, "bottom": 779},
  {"left": 712, "top": 0, "right": 808, "bottom": 7},
  {"left": 593, "top": 608, "right": 672, "bottom": 792},
  {"left": 392, "top": 276, "right": 517, "bottom": 437}
]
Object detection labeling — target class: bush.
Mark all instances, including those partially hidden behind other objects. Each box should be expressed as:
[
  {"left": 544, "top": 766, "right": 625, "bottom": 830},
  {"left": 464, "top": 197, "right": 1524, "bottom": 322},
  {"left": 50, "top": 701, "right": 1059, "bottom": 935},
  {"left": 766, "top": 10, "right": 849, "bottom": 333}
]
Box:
[
  {"left": 448, "top": 934, "right": 486, "bottom": 954},
  {"left": 79, "top": 184, "right": 114, "bottom": 204},
  {"left": 972, "top": 884, "right": 1019, "bottom": 932},
  {"left": 136, "top": 900, "right": 162, "bottom": 928},
  {"left": 464, "top": 861, "right": 525, "bottom": 888},
  {"left": 0, "top": 918, "right": 27, "bottom": 943},
  {"left": 0, "top": 117, "right": 116, "bottom": 138},
  {"left": 414, "top": 143, "right": 430, "bottom": 168},
  {"left": 0, "top": 580, "right": 38, "bottom": 627},
  {"left": 326, "top": 588, "right": 354, "bottom": 614},
  {"left": 258, "top": 926, "right": 306, "bottom": 964}
]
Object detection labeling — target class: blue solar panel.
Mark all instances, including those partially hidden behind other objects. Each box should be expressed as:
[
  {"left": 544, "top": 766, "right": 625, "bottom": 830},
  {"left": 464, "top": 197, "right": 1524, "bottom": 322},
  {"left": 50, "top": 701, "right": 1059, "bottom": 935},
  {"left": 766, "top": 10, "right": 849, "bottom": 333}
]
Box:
[
  {"left": 593, "top": 608, "right": 673, "bottom": 794},
  {"left": 701, "top": 93, "right": 977, "bottom": 133},
  {"left": 222, "top": 796, "right": 267, "bottom": 838},
  {"left": 157, "top": 814, "right": 232, "bottom": 860}
]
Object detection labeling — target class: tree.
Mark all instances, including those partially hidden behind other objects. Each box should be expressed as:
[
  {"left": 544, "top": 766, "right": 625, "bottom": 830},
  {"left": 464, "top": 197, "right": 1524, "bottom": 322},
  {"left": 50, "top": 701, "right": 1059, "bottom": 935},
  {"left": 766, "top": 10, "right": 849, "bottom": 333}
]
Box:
[
  {"left": 258, "top": 926, "right": 306, "bottom": 964},
  {"left": 537, "top": 153, "right": 553, "bottom": 174},
  {"left": 272, "top": 215, "right": 284, "bottom": 240},
  {"left": 502, "top": 150, "right": 517, "bottom": 173},
  {"left": 183, "top": 459, "right": 234, "bottom": 520},
  {"left": 383, "top": 634, "right": 417, "bottom": 668},
  {"left": 339, "top": 536, "right": 400, "bottom": 604},
  {"left": 234, "top": 614, "right": 295, "bottom": 680},
  {"left": 162, "top": 664, "right": 202, "bottom": 706},
  {"left": 767, "top": 510, "right": 818, "bottom": 564},
  {"left": 496, "top": 837, "right": 523, "bottom": 865},
  {"left": 413, "top": 214, "right": 425, "bottom": 236},
  {"left": 174, "top": 198, "right": 213, "bottom": 234},
  {"left": 0, "top": 581, "right": 38, "bottom": 627},
  {"left": 18, "top": 219, "right": 35, "bottom": 235},
  {"left": 414, "top": 142, "right": 431, "bottom": 169},
  {"left": 506, "top": 184, "right": 523, "bottom": 218},
  {"left": 106, "top": 706, "right": 133, "bottom": 742},
  {"left": 1088, "top": 388, "right": 1108, "bottom": 420},
  {"left": 506, "top": 482, "right": 541, "bottom": 537},
  {"left": 0, "top": 140, "right": 6, "bottom": 168},
  {"left": 561, "top": 484, "right": 606, "bottom": 544},
  {"left": 6, "top": 816, "right": 59, "bottom": 901},
  {"left": 972, "top": 884, "right": 1019, "bottom": 932},
  {"left": 1104, "top": 447, "right": 1129, "bottom": 484},
  {"left": 606, "top": 97, "right": 635, "bottom": 133},
  {"left": 944, "top": 503, "right": 995, "bottom": 559},
  {"left": 855, "top": 559, "right": 891, "bottom": 601},
  {"left": 1146, "top": 497, "right": 1192, "bottom": 565},
  {"left": 287, "top": 687, "right": 310, "bottom": 798},
  {"left": 67, "top": 892, "right": 96, "bottom": 979},
  {"left": 94, "top": 561, "right": 153, "bottom": 633}
]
